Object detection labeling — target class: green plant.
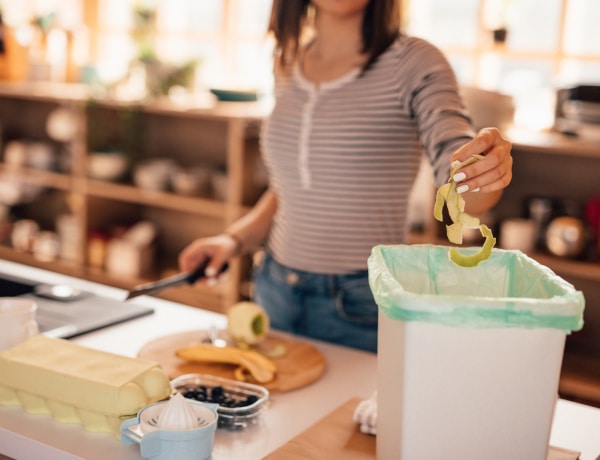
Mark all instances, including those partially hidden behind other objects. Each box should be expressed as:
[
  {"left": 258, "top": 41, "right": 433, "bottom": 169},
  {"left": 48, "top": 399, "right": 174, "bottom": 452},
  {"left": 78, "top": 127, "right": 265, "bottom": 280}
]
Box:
[{"left": 132, "top": 5, "right": 157, "bottom": 62}]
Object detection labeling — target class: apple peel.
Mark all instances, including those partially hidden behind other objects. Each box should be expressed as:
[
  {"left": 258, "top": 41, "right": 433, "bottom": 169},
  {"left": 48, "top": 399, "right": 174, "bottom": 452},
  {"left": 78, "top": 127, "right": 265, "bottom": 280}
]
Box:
[
  {"left": 434, "top": 154, "right": 496, "bottom": 267},
  {"left": 449, "top": 224, "right": 495, "bottom": 267}
]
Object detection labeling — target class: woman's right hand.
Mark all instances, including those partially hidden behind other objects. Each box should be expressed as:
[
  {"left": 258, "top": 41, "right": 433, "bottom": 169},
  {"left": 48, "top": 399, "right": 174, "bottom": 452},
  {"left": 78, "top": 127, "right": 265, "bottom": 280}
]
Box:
[
  {"left": 178, "top": 233, "right": 239, "bottom": 281},
  {"left": 179, "top": 189, "right": 277, "bottom": 281}
]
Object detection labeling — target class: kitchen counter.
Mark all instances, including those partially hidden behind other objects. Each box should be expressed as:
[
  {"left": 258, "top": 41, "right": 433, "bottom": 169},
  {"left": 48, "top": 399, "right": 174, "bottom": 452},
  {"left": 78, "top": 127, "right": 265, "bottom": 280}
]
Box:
[
  {"left": 507, "top": 127, "right": 600, "bottom": 159},
  {"left": 0, "top": 260, "right": 599, "bottom": 460}
]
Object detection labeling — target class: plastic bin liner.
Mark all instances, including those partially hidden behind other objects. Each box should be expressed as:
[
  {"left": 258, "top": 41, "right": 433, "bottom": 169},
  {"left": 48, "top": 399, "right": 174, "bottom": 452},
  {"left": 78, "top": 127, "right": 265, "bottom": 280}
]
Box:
[{"left": 368, "top": 244, "right": 584, "bottom": 332}]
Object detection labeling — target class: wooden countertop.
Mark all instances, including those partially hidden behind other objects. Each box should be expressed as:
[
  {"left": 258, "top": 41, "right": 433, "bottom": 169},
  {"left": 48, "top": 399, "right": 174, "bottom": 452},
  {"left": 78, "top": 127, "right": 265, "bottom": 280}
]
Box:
[
  {"left": 508, "top": 127, "right": 600, "bottom": 158},
  {"left": 0, "top": 259, "right": 377, "bottom": 460}
]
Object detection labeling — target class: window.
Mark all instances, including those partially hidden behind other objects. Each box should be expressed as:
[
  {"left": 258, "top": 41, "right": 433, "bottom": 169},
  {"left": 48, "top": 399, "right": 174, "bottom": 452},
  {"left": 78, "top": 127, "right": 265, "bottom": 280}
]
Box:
[
  {"left": 1, "top": 0, "right": 598, "bottom": 129},
  {"left": 0, "top": 0, "right": 273, "bottom": 92},
  {"left": 91, "top": 0, "right": 273, "bottom": 92},
  {"left": 405, "top": 0, "right": 600, "bottom": 129},
  {"left": 89, "top": 0, "right": 597, "bottom": 128}
]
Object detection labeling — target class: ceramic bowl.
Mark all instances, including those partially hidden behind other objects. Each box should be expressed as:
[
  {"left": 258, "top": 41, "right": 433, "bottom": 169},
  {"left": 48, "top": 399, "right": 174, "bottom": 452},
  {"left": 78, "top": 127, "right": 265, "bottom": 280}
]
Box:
[
  {"left": 133, "top": 159, "right": 177, "bottom": 191},
  {"left": 171, "top": 167, "right": 211, "bottom": 196},
  {"left": 88, "top": 152, "right": 128, "bottom": 181}
]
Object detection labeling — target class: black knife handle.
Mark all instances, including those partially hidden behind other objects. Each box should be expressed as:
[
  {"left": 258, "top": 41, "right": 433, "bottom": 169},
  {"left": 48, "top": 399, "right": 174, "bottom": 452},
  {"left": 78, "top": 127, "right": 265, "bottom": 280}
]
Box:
[{"left": 186, "top": 259, "right": 229, "bottom": 284}]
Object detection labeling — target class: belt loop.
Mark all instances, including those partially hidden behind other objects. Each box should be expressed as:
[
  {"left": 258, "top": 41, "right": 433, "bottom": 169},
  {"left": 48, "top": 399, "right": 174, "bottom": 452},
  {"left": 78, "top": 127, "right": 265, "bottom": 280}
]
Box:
[
  {"left": 329, "top": 274, "right": 337, "bottom": 297},
  {"left": 262, "top": 248, "right": 272, "bottom": 274}
]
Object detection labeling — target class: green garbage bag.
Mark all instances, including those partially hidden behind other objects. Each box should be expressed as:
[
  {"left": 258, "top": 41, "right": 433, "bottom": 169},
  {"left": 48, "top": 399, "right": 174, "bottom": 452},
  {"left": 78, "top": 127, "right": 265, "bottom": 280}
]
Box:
[{"left": 368, "top": 244, "right": 584, "bottom": 332}]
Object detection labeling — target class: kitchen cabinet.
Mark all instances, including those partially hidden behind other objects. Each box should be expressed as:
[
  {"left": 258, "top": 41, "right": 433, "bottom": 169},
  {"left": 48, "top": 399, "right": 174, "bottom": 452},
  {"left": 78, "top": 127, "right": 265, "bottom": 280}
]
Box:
[{"left": 0, "top": 81, "right": 272, "bottom": 312}]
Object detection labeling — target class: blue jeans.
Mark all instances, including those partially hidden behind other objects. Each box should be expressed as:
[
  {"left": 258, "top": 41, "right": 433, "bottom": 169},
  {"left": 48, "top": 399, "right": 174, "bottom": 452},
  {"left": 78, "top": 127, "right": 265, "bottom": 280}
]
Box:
[{"left": 252, "top": 250, "right": 378, "bottom": 353}]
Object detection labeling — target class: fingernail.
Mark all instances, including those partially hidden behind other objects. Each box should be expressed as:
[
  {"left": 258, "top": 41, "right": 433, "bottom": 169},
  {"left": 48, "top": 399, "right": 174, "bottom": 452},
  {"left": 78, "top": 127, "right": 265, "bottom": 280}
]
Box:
[
  {"left": 451, "top": 160, "right": 460, "bottom": 169},
  {"left": 453, "top": 172, "right": 467, "bottom": 182},
  {"left": 472, "top": 187, "right": 480, "bottom": 193},
  {"left": 456, "top": 184, "right": 469, "bottom": 194},
  {"left": 205, "top": 266, "right": 217, "bottom": 277}
]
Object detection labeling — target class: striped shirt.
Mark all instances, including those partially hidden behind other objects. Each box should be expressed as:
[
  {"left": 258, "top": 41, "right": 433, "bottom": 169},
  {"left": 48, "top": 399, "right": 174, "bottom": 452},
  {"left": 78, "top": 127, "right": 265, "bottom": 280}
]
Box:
[{"left": 261, "top": 35, "right": 475, "bottom": 274}]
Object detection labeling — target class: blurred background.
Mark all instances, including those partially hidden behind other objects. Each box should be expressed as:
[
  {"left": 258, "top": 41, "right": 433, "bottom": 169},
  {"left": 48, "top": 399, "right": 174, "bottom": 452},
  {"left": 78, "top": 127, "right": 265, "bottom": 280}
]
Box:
[
  {"left": 0, "top": 0, "right": 598, "bottom": 130},
  {"left": 0, "top": 0, "right": 599, "bottom": 408}
]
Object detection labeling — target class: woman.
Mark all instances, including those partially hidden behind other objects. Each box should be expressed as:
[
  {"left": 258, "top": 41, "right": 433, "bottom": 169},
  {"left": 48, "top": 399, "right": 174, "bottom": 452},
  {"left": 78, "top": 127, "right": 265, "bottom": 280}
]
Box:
[{"left": 179, "top": 0, "right": 513, "bottom": 353}]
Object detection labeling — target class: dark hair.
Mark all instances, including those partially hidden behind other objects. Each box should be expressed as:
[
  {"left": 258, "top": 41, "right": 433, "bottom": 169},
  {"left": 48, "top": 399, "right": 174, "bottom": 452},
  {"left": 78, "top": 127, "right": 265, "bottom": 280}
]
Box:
[{"left": 268, "top": 0, "right": 400, "bottom": 73}]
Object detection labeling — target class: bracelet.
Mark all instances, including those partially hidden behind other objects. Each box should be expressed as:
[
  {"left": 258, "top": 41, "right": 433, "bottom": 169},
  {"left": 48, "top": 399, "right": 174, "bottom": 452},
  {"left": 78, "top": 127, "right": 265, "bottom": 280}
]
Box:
[{"left": 224, "top": 231, "right": 244, "bottom": 256}]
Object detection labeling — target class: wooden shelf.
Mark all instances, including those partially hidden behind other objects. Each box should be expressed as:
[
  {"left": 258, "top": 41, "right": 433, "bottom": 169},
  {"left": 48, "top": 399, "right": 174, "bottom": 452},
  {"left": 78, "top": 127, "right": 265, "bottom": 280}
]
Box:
[
  {"left": 0, "top": 81, "right": 90, "bottom": 103},
  {"left": 0, "top": 244, "right": 227, "bottom": 312},
  {"left": 0, "top": 164, "right": 72, "bottom": 190},
  {"left": 528, "top": 252, "right": 600, "bottom": 282},
  {"left": 0, "top": 245, "right": 84, "bottom": 279},
  {"left": 508, "top": 127, "right": 600, "bottom": 160},
  {"left": 0, "top": 80, "right": 273, "bottom": 126},
  {"left": 84, "top": 265, "right": 227, "bottom": 313},
  {"left": 85, "top": 180, "right": 229, "bottom": 217},
  {"left": 0, "top": 167, "right": 251, "bottom": 220}
]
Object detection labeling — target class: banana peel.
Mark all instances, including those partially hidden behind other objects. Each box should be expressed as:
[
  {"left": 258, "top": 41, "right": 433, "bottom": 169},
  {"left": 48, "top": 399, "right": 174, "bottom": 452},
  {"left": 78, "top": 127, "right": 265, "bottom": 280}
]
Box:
[
  {"left": 176, "top": 343, "right": 277, "bottom": 384},
  {"left": 434, "top": 154, "right": 496, "bottom": 267}
]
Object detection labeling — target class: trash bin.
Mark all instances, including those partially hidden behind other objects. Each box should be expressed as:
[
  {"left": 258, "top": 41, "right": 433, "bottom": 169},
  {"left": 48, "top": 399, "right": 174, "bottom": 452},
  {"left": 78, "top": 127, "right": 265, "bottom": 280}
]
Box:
[{"left": 368, "top": 244, "right": 585, "bottom": 460}]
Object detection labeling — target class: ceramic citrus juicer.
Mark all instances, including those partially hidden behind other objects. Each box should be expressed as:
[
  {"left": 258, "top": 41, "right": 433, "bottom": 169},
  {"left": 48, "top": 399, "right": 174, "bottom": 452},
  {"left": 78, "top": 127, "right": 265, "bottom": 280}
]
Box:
[{"left": 120, "top": 392, "right": 219, "bottom": 460}]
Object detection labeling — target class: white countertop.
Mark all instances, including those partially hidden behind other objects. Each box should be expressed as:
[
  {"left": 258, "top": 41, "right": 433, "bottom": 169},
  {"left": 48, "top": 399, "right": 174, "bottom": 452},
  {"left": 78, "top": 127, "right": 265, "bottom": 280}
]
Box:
[{"left": 1, "top": 260, "right": 599, "bottom": 460}]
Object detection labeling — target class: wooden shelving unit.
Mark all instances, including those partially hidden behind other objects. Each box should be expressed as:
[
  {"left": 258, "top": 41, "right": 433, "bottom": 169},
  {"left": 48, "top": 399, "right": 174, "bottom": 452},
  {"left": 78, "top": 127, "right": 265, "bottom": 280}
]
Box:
[{"left": 0, "top": 81, "right": 272, "bottom": 312}]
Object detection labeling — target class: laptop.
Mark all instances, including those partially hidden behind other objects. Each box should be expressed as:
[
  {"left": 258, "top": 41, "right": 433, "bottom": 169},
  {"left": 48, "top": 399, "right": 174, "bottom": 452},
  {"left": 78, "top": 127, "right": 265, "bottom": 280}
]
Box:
[{"left": 0, "top": 273, "right": 154, "bottom": 339}]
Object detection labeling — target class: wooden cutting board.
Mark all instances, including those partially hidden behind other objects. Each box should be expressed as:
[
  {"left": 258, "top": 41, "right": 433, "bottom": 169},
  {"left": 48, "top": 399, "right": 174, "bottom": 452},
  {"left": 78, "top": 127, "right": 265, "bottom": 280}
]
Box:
[
  {"left": 264, "top": 398, "right": 581, "bottom": 460},
  {"left": 264, "top": 398, "right": 375, "bottom": 460},
  {"left": 138, "top": 329, "right": 326, "bottom": 393}
]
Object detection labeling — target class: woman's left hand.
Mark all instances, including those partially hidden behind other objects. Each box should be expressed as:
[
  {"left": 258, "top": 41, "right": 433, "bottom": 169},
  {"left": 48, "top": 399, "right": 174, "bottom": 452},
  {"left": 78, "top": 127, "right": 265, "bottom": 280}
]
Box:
[
  {"left": 450, "top": 127, "right": 513, "bottom": 194},
  {"left": 449, "top": 127, "right": 513, "bottom": 214}
]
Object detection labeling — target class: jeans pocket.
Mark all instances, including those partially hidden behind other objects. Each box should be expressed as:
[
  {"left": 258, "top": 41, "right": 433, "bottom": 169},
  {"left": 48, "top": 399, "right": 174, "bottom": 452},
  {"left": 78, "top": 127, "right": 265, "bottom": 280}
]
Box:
[{"left": 335, "top": 276, "right": 378, "bottom": 326}]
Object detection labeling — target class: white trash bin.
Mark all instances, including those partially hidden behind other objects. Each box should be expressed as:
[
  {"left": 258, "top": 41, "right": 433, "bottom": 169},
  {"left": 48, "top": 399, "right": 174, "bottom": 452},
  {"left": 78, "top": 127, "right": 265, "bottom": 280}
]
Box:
[{"left": 368, "top": 244, "right": 585, "bottom": 460}]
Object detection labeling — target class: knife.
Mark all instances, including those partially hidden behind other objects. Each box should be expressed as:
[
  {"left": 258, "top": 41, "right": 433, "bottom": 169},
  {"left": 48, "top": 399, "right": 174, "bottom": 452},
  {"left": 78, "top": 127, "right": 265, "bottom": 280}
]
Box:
[{"left": 124, "top": 259, "right": 229, "bottom": 301}]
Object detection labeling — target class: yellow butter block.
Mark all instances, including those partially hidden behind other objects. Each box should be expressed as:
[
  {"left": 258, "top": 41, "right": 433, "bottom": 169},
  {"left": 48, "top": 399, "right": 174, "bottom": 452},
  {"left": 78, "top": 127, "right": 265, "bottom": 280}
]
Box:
[{"left": 0, "top": 335, "right": 171, "bottom": 437}]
